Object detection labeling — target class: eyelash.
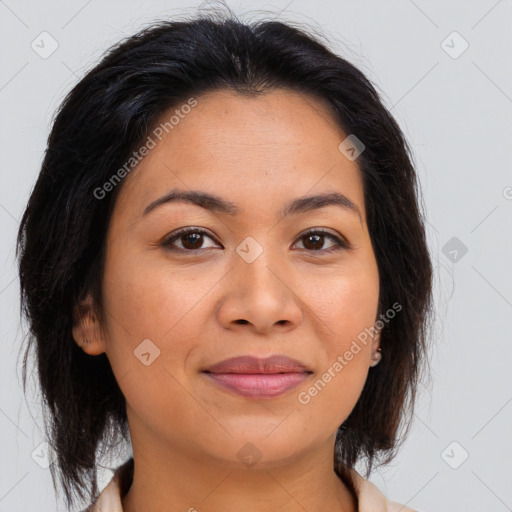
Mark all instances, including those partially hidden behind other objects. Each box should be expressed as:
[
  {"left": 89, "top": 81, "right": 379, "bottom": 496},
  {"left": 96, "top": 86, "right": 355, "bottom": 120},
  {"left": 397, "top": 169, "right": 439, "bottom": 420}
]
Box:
[{"left": 161, "top": 227, "right": 350, "bottom": 254}]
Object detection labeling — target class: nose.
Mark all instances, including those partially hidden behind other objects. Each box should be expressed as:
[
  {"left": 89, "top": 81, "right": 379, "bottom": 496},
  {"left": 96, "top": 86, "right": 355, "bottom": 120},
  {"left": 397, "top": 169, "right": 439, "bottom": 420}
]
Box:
[{"left": 216, "top": 249, "right": 304, "bottom": 335}]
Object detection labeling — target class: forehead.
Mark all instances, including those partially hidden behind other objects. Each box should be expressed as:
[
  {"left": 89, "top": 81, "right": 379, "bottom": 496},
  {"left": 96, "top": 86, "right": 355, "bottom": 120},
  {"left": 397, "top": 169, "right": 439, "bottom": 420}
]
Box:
[{"left": 113, "top": 88, "right": 366, "bottom": 223}]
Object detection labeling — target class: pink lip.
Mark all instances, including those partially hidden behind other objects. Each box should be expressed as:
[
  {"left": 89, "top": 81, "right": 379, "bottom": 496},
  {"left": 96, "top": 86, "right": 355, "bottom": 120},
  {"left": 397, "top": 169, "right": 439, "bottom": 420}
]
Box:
[{"left": 202, "top": 355, "right": 312, "bottom": 399}]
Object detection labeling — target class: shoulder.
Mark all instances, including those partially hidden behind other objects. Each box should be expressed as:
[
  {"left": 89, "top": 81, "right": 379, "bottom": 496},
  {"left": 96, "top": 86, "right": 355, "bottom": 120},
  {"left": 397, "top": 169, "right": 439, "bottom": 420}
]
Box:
[
  {"left": 348, "top": 468, "right": 418, "bottom": 512},
  {"left": 81, "top": 458, "right": 134, "bottom": 512}
]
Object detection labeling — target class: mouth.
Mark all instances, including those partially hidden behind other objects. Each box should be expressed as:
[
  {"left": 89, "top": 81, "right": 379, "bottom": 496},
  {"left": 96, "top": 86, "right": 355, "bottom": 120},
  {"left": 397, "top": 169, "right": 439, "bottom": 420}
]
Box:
[{"left": 202, "top": 355, "right": 313, "bottom": 399}]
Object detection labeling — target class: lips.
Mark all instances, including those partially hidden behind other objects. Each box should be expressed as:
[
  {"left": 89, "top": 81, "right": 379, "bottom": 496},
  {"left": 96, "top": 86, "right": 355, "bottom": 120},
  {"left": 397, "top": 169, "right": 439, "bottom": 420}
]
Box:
[
  {"left": 202, "top": 355, "right": 313, "bottom": 399},
  {"left": 204, "top": 355, "right": 311, "bottom": 374}
]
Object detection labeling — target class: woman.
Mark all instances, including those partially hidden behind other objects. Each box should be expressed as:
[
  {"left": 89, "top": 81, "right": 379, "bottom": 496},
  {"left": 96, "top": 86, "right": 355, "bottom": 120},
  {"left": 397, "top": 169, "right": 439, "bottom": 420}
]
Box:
[{"left": 17, "top": 10, "right": 433, "bottom": 512}]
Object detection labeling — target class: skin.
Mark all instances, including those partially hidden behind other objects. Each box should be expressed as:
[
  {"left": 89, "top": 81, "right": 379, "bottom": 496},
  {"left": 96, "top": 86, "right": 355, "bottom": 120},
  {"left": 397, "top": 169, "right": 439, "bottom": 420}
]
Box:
[{"left": 73, "top": 88, "right": 381, "bottom": 512}]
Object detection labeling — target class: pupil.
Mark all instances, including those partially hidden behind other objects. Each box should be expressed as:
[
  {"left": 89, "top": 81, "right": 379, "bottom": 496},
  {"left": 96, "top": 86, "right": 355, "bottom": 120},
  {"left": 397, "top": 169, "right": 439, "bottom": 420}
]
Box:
[
  {"left": 306, "top": 234, "right": 322, "bottom": 250},
  {"left": 183, "top": 233, "right": 202, "bottom": 249}
]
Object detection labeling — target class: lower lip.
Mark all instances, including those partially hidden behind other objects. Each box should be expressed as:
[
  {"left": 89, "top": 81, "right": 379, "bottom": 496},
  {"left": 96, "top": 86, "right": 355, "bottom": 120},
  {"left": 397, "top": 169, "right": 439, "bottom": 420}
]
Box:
[{"left": 204, "top": 372, "right": 310, "bottom": 399}]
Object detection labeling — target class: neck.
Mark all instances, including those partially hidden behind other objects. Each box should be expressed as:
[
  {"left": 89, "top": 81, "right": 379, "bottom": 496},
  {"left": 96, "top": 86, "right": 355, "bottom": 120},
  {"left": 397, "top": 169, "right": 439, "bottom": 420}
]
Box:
[{"left": 121, "top": 427, "right": 357, "bottom": 512}]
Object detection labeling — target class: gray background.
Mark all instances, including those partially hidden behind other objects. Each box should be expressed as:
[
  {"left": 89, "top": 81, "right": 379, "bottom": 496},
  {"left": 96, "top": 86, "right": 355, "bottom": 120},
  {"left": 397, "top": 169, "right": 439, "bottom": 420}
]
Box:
[{"left": 1, "top": 0, "right": 511, "bottom": 511}]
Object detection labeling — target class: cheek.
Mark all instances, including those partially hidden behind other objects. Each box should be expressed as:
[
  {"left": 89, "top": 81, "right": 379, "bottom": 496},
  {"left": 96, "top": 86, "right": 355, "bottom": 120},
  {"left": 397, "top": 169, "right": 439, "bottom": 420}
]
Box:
[
  {"left": 102, "top": 244, "right": 219, "bottom": 344},
  {"left": 291, "top": 267, "right": 378, "bottom": 425},
  {"left": 100, "top": 253, "right": 219, "bottom": 434},
  {"left": 306, "top": 269, "right": 379, "bottom": 351},
  {"left": 298, "top": 365, "right": 369, "bottom": 422},
  {"left": 99, "top": 246, "right": 219, "bottom": 393},
  {"left": 296, "top": 280, "right": 376, "bottom": 428}
]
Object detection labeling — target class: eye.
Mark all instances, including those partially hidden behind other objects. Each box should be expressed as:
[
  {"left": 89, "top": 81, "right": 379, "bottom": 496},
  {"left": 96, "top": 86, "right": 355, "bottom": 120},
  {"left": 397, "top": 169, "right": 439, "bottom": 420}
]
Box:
[
  {"left": 161, "top": 227, "right": 350, "bottom": 254},
  {"left": 161, "top": 227, "right": 220, "bottom": 251},
  {"left": 292, "top": 229, "right": 349, "bottom": 253}
]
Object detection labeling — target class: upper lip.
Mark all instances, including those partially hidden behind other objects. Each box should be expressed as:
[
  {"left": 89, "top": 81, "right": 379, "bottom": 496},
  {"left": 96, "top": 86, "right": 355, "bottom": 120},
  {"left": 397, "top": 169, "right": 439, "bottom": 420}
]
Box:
[{"left": 203, "top": 355, "right": 312, "bottom": 374}]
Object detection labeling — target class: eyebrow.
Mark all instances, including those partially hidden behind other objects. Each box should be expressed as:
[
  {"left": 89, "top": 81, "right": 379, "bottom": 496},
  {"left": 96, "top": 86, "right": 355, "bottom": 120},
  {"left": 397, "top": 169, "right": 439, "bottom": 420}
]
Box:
[{"left": 142, "top": 188, "right": 361, "bottom": 220}]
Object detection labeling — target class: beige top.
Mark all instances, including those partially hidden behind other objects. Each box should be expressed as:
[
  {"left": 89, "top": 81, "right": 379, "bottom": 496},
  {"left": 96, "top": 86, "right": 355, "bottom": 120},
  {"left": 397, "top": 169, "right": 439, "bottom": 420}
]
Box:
[{"left": 84, "top": 458, "right": 417, "bottom": 512}]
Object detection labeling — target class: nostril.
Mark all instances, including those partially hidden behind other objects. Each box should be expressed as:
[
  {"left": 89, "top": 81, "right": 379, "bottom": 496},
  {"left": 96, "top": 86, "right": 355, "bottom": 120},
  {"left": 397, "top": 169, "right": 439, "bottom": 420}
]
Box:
[{"left": 235, "top": 319, "right": 249, "bottom": 324}]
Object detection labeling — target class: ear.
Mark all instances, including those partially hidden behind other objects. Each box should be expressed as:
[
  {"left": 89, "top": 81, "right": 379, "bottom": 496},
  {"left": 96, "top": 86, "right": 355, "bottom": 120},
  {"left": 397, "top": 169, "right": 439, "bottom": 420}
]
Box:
[
  {"left": 371, "top": 326, "right": 381, "bottom": 352},
  {"left": 72, "top": 293, "right": 106, "bottom": 356}
]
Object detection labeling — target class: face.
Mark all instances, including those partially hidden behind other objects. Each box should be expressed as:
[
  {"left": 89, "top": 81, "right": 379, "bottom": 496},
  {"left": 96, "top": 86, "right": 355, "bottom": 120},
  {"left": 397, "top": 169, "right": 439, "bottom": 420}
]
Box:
[{"left": 75, "top": 88, "right": 380, "bottom": 468}]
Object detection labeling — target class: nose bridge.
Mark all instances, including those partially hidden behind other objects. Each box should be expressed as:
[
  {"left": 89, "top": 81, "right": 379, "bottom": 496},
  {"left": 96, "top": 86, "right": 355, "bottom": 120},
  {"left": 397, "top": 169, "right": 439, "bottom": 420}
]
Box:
[
  {"left": 217, "top": 235, "right": 303, "bottom": 331},
  {"left": 235, "top": 236, "right": 288, "bottom": 301}
]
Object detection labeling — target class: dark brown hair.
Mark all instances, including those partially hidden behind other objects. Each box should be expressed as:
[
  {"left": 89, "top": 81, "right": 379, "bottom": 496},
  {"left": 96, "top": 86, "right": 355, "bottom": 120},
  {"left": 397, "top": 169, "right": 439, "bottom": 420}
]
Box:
[{"left": 17, "top": 8, "right": 433, "bottom": 510}]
